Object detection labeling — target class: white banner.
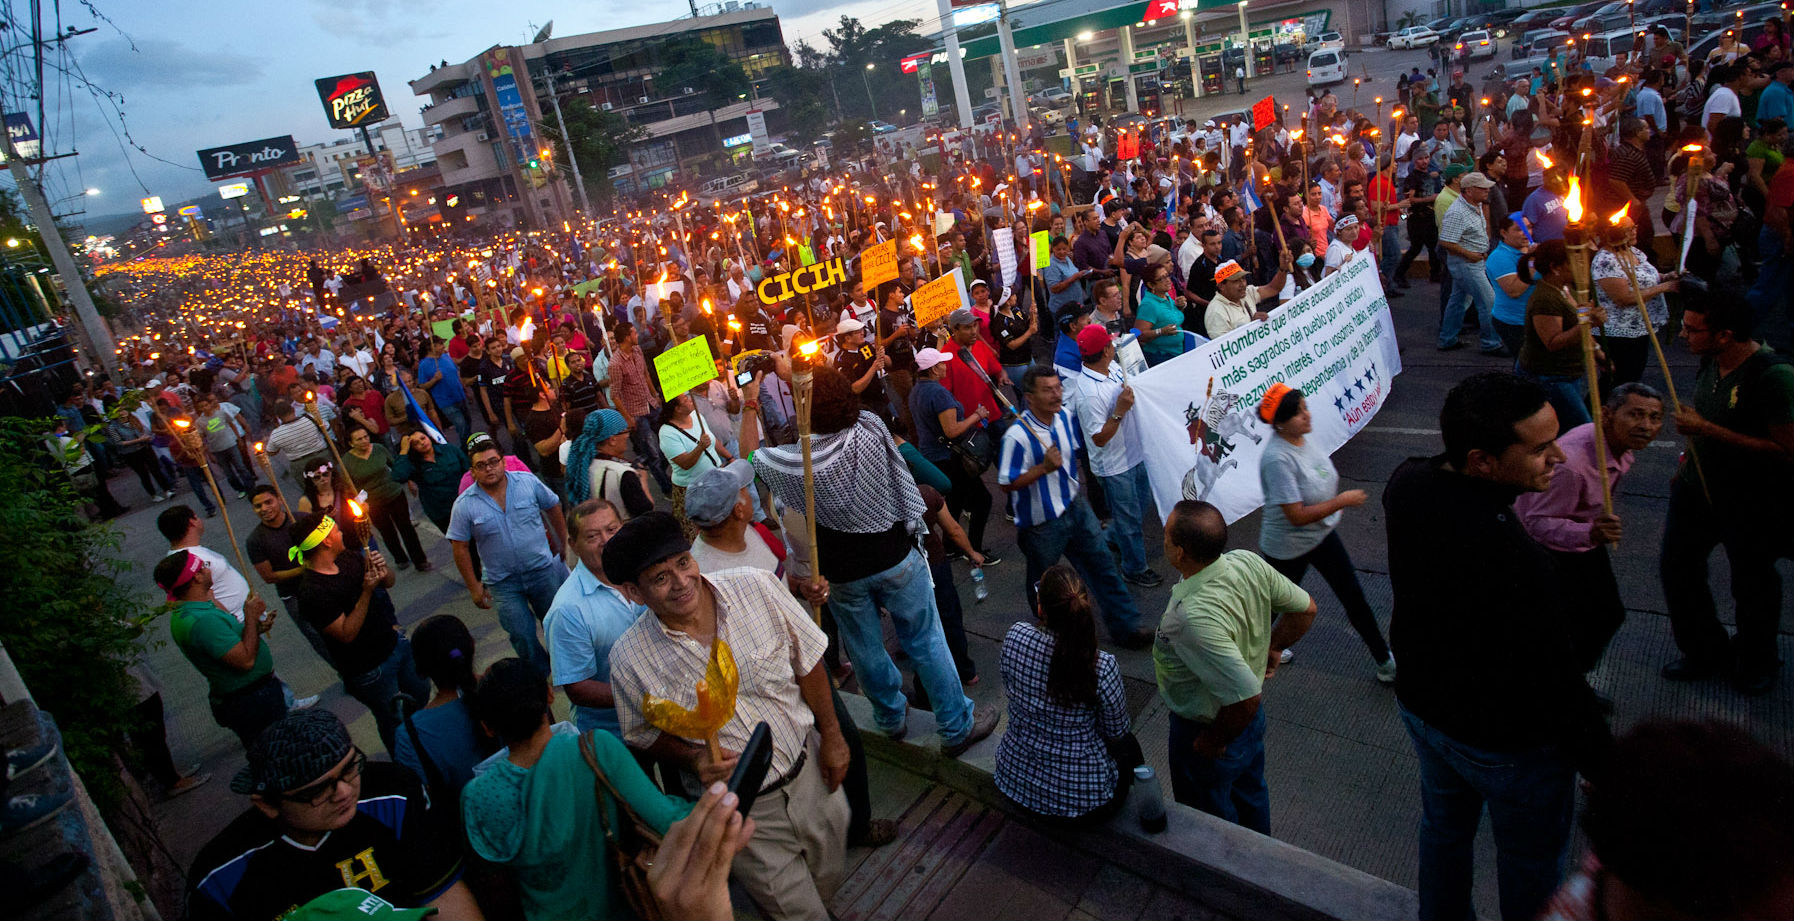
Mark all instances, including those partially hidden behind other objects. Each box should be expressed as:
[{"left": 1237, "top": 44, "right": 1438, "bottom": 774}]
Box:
[{"left": 1129, "top": 254, "right": 1403, "bottom": 523}]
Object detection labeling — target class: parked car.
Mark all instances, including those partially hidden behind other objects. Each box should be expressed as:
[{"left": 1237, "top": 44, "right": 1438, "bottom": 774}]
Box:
[
  {"left": 1307, "top": 48, "right": 1348, "bottom": 86},
  {"left": 1510, "top": 9, "right": 1558, "bottom": 30},
  {"left": 1304, "top": 30, "right": 1345, "bottom": 53},
  {"left": 1389, "top": 25, "right": 1441, "bottom": 49},
  {"left": 1548, "top": 0, "right": 1610, "bottom": 31},
  {"left": 1030, "top": 105, "right": 1066, "bottom": 127},
  {"left": 1275, "top": 42, "right": 1304, "bottom": 62},
  {"left": 867, "top": 120, "right": 897, "bottom": 134},
  {"left": 1510, "top": 29, "right": 1572, "bottom": 61},
  {"left": 1029, "top": 87, "right": 1073, "bottom": 108},
  {"left": 1457, "top": 29, "right": 1498, "bottom": 59}
]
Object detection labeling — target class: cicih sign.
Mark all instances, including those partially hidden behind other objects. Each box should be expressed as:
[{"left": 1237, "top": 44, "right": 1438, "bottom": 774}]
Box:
[{"left": 757, "top": 257, "right": 847, "bottom": 305}]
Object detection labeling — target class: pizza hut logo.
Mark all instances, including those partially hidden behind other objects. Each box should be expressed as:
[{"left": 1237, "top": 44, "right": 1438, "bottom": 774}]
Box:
[{"left": 317, "top": 72, "right": 388, "bottom": 129}]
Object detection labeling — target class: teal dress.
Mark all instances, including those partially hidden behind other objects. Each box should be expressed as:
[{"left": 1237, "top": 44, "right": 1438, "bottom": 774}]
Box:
[
  {"left": 390, "top": 441, "right": 470, "bottom": 530},
  {"left": 1135, "top": 290, "right": 1185, "bottom": 361}
]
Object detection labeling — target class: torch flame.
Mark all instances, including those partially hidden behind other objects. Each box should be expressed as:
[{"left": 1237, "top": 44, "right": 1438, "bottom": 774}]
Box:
[
  {"left": 909, "top": 234, "right": 925, "bottom": 252},
  {"left": 1609, "top": 202, "right": 1631, "bottom": 224},
  {"left": 1564, "top": 176, "right": 1585, "bottom": 224},
  {"left": 798, "top": 339, "right": 821, "bottom": 357},
  {"left": 253, "top": 442, "right": 265, "bottom": 453},
  {"left": 1535, "top": 151, "right": 1554, "bottom": 169},
  {"left": 347, "top": 498, "right": 367, "bottom": 520},
  {"left": 1681, "top": 143, "right": 1704, "bottom": 153},
  {"left": 173, "top": 418, "right": 191, "bottom": 430}
]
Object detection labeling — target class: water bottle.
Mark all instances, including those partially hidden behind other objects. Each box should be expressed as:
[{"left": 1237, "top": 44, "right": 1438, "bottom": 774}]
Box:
[
  {"left": 971, "top": 567, "right": 988, "bottom": 603},
  {"left": 1134, "top": 764, "right": 1167, "bottom": 833}
]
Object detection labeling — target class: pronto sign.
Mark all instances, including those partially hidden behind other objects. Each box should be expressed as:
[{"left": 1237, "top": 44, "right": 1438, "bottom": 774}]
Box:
[
  {"left": 196, "top": 136, "right": 299, "bottom": 181},
  {"left": 315, "top": 72, "right": 389, "bottom": 130},
  {"left": 757, "top": 258, "right": 847, "bottom": 305}
]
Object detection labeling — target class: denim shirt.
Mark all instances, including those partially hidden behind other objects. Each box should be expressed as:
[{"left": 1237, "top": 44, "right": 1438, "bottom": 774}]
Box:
[{"left": 445, "top": 471, "right": 560, "bottom": 581}]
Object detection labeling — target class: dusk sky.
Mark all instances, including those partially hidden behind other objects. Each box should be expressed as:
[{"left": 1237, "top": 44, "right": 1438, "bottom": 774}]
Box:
[{"left": 31, "top": 0, "right": 939, "bottom": 218}]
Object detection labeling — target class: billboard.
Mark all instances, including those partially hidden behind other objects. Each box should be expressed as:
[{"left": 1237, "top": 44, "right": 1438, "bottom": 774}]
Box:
[
  {"left": 218, "top": 182, "right": 250, "bottom": 200},
  {"left": 196, "top": 136, "right": 299, "bottom": 180},
  {"left": 481, "top": 49, "right": 537, "bottom": 169},
  {"left": 3, "top": 113, "right": 38, "bottom": 158},
  {"left": 141, "top": 196, "right": 164, "bottom": 214},
  {"left": 315, "top": 72, "right": 389, "bottom": 130}
]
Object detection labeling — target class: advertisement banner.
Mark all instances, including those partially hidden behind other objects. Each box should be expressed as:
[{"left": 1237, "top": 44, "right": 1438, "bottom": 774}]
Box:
[
  {"left": 918, "top": 60, "right": 940, "bottom": 121},
  {"left": 911, "top": 267, "right": 967, "bottom": 328},
  {"left": 746, "top": 109, "right": 770, "bottom": 152},
  {"left": 196, "top": 136, "right": 299, "bottom": 181},
  {"left": 315, "top": 72, "right": 389, "bottom": 130},
  {"left": 861, "top": 239, "right": 899, "bottom": 288},
  {"left": 1127, "top": 255, "right": 1402, "bottom": 523},
  {"left": 655, "top": 334, "right": 720, "bottom": 402},
  {"left": 483, "top": 49, "right": 537, "bottom": 169},
  {"left": 3, "top": 112, "right": 38, "bottom": 159}
]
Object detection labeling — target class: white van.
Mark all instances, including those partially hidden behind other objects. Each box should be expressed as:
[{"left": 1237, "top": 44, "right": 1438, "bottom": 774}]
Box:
[
  {"left": 1307, "top": 49, "right": 1347, "bottom": 87},
  {"left": 697, "top": 173, "right": 757, "bottom": 206}
]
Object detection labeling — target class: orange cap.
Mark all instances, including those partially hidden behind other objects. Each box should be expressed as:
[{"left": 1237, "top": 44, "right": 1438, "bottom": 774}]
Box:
[{"left": 1258, "top": 382, "right": 1294, "bottom": 424}]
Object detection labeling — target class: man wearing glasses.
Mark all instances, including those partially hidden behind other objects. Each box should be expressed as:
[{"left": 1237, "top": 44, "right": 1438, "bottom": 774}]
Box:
[
  {"left": 186, "top": 709, "right": 480, "bottom": 921},
  {"left": 448, "top": 434, "right": 570, "bottom": 678}
]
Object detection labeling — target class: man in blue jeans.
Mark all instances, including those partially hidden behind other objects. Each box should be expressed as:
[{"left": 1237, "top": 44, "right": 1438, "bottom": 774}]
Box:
[
  {"left": 1384, "top": 371, "right": 1612, "bottom": 921},
  {"left": 1155, "top": 500, "right": 1315, "bottom": 833},
  {"left": 740, "top": 366, "right": 999, "bottom": 758},
  {"left": 417, "top": 335, "right": 472, "bottom": 439},
  {"left": 1000, "top": 365, "right": 1154, "bottom": 647},
  {"left": 1070, "top": 326, "right": 1162, "bottom": 587},
  {"left": 447, "top": 435, "right": 570, "bottom": 677},
  {"left": 1436, "top": 171, "right": 1505, "bottom": 355}
]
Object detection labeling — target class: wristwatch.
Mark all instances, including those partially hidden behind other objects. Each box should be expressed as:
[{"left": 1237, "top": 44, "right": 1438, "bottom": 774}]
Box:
[{"left": 1109, "top": 411, "right": 1123, "bottom": 422}]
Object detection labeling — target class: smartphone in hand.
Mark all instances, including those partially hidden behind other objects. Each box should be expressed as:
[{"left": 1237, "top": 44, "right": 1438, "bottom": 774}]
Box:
[{"left": 726, "top": 722, "right": 774, "bottom": 816}]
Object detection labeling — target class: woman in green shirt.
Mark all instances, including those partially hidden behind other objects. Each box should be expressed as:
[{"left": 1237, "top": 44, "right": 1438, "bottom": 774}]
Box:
[
  {"left": 1516, "top": 241, "right": 1607, "bottom": 431},
  {"left": 390, "top": 426, "right": 471, "bottom": 532},
  {"left": 1134, "top": 264, "right": 1187, "bottom": 367},
  {"left": 463, "top": 658, "right": 691, "bottom": 921},
  {"left": 342, "top": 423, "right": 431, "bottom": 571}
]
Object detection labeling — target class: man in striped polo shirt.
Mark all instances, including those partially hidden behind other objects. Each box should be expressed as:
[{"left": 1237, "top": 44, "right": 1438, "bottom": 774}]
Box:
[{"left": 999, "top": 365, "right": 1154, "bottom": 649}]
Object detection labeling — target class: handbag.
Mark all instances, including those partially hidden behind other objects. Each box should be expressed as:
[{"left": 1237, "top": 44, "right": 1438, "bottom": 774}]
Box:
[
  {"left": 948, "top": 424, "right": 996, "bottom": 476},
  {"left": 579, "top": 731, "right": 665, "bottom": 921}
]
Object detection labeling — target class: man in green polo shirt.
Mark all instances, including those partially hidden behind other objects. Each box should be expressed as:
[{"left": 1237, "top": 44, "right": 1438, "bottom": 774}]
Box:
[
  {"left": 1661, "top": 296, "right": 1794, "bottom": 695},
  {"left": 156, "top": 549, "right": 289, "bottom": 749},
  {"left": 1154, "top": 499, "right": 1316, "bottom": 833}
]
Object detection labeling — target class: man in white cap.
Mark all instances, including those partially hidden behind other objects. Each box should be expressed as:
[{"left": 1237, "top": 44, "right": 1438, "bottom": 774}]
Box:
[
  {"left": 1205, "top": 252, "right": 1292, "bottom": 338},
  {"left": 1436, "top": 171, "right": 1504, "bottom": 354},
  {"left": 831, "top": 316, "right": 892, "bottom": 422}
]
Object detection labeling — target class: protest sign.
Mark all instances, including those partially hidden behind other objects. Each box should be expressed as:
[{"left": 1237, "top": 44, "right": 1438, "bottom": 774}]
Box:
[
  {"left": 654, "top": 335, "right": 720, "bottom": 401},
  {"left": 1128, "top": 255, "right": 1403, "bottom": 522},
  {"left": 911, "top": 267, "right": 968, "bottom": 327},
  {"left": 861, "top": 238, "right": 899, "bottom": 287}
]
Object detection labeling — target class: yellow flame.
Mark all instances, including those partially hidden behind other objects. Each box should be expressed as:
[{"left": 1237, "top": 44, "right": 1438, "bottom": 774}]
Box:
[
  {"left": 347, "top": 498, "right": 367, "bottom": 519},
  {"left": 798, "top": 338, "right": 821, "bottom": 357},
  {"left": 1610, "top": 202, "right": 1631, "bottom": 224},
  {"left": 1564, "top": 176, "right": 1585, "bottom": 224}
]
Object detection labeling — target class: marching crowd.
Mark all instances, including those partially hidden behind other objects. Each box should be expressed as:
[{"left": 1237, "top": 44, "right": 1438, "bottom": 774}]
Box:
[{"left": 34, "top": 14, "right": 1794, "bottom": 920}]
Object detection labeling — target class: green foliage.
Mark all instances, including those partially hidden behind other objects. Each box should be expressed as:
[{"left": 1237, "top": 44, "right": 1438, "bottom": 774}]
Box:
[
  {"left": 539, "top": 97, "right": 647, "bottom": 207},
  {"left": 0, "top": 414, "right": 157, "bottom": 807},
  {"left": 1396, "top": 11, "right": 1424, "bottom": 29},
  {"left": 657, "top": 35, "right": 751, "bottom": 109}
]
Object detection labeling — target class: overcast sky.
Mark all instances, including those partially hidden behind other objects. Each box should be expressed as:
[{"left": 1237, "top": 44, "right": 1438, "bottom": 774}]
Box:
[{"left": 29, "top": 0, "right": 937, "bottom": 217}]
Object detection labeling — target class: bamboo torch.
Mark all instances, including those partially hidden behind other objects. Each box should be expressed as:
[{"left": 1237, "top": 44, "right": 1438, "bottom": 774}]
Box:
[
  {"left": 171, "top": 416, "right": 258, "bottom": 580},
  {"left": 251, "top": 442, "right": 292, "bottom": 518},
  {"left": 302, "top": 390, "right": 359, "bottom": 494},
  {"left": 792, "top": 338, "right": 824, "bottom": 626},
  {"left": 1613, "top": 212, "right": 1713, "bottom": 502},
  {"left": 1561, "top": 177, "right": 1615, "bottom": 517}
]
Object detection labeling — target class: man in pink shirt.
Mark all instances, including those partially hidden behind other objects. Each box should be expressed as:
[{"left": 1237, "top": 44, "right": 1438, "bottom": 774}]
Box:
[{"left": 1515, "top": 383, "right": 1665, "bottom": 671}]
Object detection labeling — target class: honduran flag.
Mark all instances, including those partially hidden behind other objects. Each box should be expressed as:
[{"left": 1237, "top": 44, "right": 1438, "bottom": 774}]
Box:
[{"left": 395, "top": 375, "right": 446, "bottom": 445}]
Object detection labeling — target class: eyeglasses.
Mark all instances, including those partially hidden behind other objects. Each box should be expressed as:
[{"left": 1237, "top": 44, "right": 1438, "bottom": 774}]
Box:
[
  {"left": 472, "top": 457, "right": 507, "bottom": 471},
  {"left": 280, "top": 749, "right": 367, "bottom": 806}
]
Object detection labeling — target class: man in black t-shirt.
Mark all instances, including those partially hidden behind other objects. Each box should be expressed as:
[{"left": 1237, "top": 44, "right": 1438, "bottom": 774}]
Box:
[
  {"left": 557, "top": 351, "right": 604, "bottom": 415},
  {"left": 730, "top": 299, "right": 778, "bottom": 354},
  {"left": 294, "top": 512, "right": 427, "bottom": 755},
  {"left": 832, "top": 318, "right": 893, "bottom": 423},
  {"left": 876, "top": 284, "right": 921, "bottom": 439},
  {"left": 244, "top": 486, "right": 334, "bottom": 670},
  {"left": 988, "top": 297, "right": 1036, "bottom": 378},
  {"left": 472, "top": 336, "right": 513, "bottom": 434},
  {"left": 186, "top": 709, "right": 474, "bottom": 921}
]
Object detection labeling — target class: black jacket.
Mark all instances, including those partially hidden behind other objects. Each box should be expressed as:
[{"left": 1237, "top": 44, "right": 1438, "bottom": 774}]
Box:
[{"left": 1384, "top": 455, "right": 1612, "bottom": 778}]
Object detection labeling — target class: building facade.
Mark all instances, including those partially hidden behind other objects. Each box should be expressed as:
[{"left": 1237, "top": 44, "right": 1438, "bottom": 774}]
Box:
[
  {"left": 285, "top": 119, "right": 443, "bottom": 200},
  {"left": 409, "top": 5, "right": 790, "bottom": 225}
]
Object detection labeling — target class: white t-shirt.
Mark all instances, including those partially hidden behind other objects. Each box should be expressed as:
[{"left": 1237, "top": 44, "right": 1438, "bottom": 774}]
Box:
[
  {"left": 689, "top": 528, "right": 782, "bottom": 577},
  {"left": 169, "top": 545, "right": 249, "bottom": 622},
  {"left": 1702, "top": 85, "right": 1742, "bottom": 125},
  {"left": 1324, "top": 239, "right": 1355, "bottom": 274}
]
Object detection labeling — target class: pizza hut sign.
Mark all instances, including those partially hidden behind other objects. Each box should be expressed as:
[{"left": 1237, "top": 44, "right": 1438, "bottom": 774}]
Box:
[{"left": 315, "top": 71, "right": 390, "bottom": 130}]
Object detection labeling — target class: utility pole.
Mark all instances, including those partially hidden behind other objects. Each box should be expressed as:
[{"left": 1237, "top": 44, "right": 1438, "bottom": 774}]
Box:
[
  {"left": 543, "top": 64, "right": 592, "bottom": 217},
  {"left": 1, "top": 25, "right": 115, "bottom": 377}
]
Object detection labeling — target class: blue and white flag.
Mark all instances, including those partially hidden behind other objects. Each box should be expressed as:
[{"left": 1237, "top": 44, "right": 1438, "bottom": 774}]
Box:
[
  {"left": 1240, "top": 179, "right": 1264, "bottom": 217},
  {"left": 395, "top": 375, "right": 446, "bottom": 444}
]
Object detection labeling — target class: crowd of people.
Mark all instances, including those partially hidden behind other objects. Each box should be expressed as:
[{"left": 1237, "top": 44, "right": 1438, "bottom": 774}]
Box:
[{"left": 35, "top": 14, "right": 1794, "bottom": 919}]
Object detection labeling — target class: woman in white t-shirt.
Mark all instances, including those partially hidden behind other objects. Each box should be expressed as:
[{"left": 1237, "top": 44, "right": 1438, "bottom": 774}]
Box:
[
  {"left": 657, "top": 391, "right": 731, "bottom": 540},
  {"left": 1255, "top": 383, "right": 1395, "bottom": 683}
]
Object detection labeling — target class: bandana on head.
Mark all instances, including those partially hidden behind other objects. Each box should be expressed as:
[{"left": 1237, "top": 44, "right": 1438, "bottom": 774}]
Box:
[
  {"left": 162, "top": 550, "right": 204, "bottom": 601},
  {"left": 289, "top": 516, "right": 336, "bottom": 563},
  {"left": 1213, "top": 260, "right": 1245, "bottom": 283}
]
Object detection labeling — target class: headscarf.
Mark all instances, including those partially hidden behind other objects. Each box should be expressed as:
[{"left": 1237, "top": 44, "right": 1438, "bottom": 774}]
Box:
[{"left": 563, "top": 409, "right": 629, "bottom": 505}]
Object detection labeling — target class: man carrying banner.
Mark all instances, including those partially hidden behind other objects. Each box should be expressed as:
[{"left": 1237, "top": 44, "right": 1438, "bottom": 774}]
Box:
[
  {"left": 1000, "top": 366, "right": 1153, "bottom": 648},
  {"left": 1071, "top": 326, "right": 1161, "bottom": 587},
  {"left": 1205, "top": 255, "right": 1291, "bottom": 338}
]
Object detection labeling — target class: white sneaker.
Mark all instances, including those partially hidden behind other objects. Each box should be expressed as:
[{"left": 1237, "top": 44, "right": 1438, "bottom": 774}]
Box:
[
  {"left": 1375, "top": 657, "right": 1398, "bottom": 685},
  {"left": 153, "top": 492, "right": 171, "bottom": 502},
  {"left": 291, "top": 695, "right": 321, "bottom": 710},
  {"left": 1279, "top": 648, "right": 1294, "bottom": 664}
]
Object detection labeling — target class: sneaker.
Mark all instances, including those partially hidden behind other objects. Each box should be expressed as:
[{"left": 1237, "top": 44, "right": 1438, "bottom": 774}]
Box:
[
  {"left": 1435, "top": 340, "right": 1465, "bottom": 352},
  {"left": 152, "top": 492, "right": 171, "bottom": 503},
  {"left": 413, "top": 561, "right": 433, "bottom": 573},
  {"left": 849, "top": 818, "right": 899, "bottom": 848},
  {"left": 1113, "top": 627, "right": 1156, "bottom": 650},
  {"left": 976, "top": 549, "right": 1001, "bottom": 566},
  {"left": 1, "top": 793, "right": 71, "bottom": 837},
  {"left": 204, "top": 507, "right": 218, "bottom": 519},
  {"left": 235, "top": 490, "right": 248, "bottom": 499},
  {"left": 1375, "top": 657, "right": 1398, "bottom": 685},
  {"left": 884, "top": 718, "right": 908, "bottom": 742},
  {"left": 291, "top": 695, "right": 321, "bottom": 710},
  {"left": 5, "top": 734, "right": 59, "bottom": 782},
  {"left": 164, "top": 772, "right": 211, "bottom": 799},
  {"left": 1279, "top": 648, "right": 1294, "bottom": 664},
  {"left": 942, "top": 704, "right": 999, "bottom": 758},
  {"left": 394, "top": 560, "right": 411, "bottom": 571},
  {"left": 1123, "top": 568, "right": 1164, "bottom": 588}
]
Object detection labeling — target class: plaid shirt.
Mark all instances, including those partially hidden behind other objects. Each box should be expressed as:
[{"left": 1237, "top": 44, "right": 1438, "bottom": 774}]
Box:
[
  {"left": 993, "top": 621, "right": 1130, "bottom": 817},
  {"left": 610, "top": 346, "right": 655, "bottom": 418},
  {"left": 610, "top": 567, "right": 827, "bottom": 778}
]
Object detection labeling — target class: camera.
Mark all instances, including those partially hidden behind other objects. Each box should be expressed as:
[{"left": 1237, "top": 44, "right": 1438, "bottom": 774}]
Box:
[{"left": 735, "top": 351, "right": 777, "bottom": 381}]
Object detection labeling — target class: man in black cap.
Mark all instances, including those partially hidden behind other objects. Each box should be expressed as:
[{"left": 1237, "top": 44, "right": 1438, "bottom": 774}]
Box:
[
  {"left": 185, "top": 709, "right": 478, "bottom": 921},
  {"left": 604, "top": 511, "right": 850, "bottom": 921}
]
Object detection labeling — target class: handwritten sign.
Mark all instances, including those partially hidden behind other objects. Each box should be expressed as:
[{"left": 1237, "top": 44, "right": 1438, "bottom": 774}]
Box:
[
  {"left": 1032, "top": 230, "right": 1051, "bottom": 269},
  {"left": 654, "top": 335, "right": 720, "bottom": 402},
  {"left": 757, "top": 257, "right": 847, "bottom": 305},
  {"left": 1117, "top": 130, "right": 1140, "bottom": 160},
  {"left": 911, "top": 267, "right": 968, "bottom": 328},
  {"left": 431, "top": 319, "right": 456, "bottom": 340},
  {"left": 993, "top": 229, "right": 1017, "bottom": 286},
  {"left": 861, "top": 239, "right": 898, "bottom": 288},
  {"left": 1252, "top": 95, "right": 1277, "bottom": 132}
]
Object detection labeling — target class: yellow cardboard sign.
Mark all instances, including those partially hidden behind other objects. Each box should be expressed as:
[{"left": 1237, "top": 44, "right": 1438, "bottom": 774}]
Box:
[
  {"left": 1032, "top": 230, "right": 1051, "bottom": 269},
  {"left": 911, "top": 267, "right": 967, "bottom": 328},
  {"left": 653, "top": 335, "right": 719, "bottom": 402},
  {"left": 861, "top": 238, "right": 898, "bottom": 288},
  {"left": 757, "top": 257, "right": 847, "bottom": 305}
]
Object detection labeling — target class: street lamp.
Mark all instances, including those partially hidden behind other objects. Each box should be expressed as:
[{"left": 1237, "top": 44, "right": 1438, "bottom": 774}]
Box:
[{"left": 862, "top": 63, "right": 878, "bottom": 120}]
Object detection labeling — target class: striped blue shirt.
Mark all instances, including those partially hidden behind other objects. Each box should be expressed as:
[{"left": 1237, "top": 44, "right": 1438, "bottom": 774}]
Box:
[{"left": 999, "top": 408, "right": 1081, "bottom": 528}]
